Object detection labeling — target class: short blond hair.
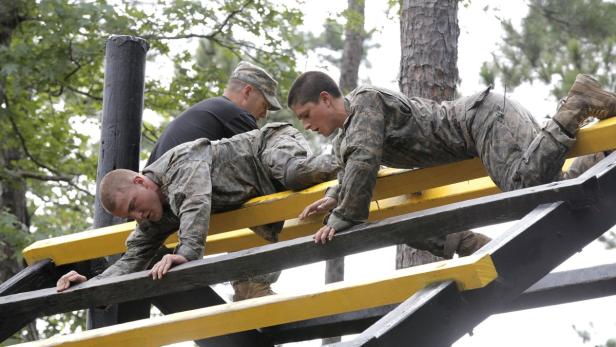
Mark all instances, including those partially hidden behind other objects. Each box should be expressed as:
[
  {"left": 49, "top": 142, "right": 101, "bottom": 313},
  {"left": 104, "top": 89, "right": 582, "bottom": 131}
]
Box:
[{"left": 99, "top": 169, "right": 138, "bottom": 213}]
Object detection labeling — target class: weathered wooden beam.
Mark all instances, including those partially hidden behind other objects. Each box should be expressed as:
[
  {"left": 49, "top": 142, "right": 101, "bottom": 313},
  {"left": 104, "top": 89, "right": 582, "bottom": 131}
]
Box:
[
  {"left": 341, "top": 155, "right": 616, "bottom": 346},
  {"left": 151, "top": 287, "right": 274, "bottom": 347},
  {"left": 0, "top": 259, "right": 56, "bottom": 296},
  {"left": 21, "top": 117, "right": 616, "bottom": 266},
  {"left": 262, "top": 262, "right": 616, "bottom": 344},
  {"left": 0, "top": 260, "right": 58, "bottom": 341},
  {"left": 0, "top": 173, "right": 600, "bottom": 325},
  {"left": 9, "top": 254, "right": 497, "bottom": 347},
  {"left": 505, "top": 262, "right": 616, "bottom": 312}
]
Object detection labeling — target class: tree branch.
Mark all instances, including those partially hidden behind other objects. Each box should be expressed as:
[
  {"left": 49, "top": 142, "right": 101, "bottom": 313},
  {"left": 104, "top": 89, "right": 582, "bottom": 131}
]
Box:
[
  {"left": 143, "top": 0, "right": 253, "bottom": 41},
  {"left": 8, "top": 170, "right": 93, "bottom": 197},
  {"left": 64, "top": 39, "right": 83, "bottom": 82},
  {"left": 65, "top": 86, "right": 102, "bottom": 101},
  {"left": 141, "top": 32, "right": 216, "bottom": 41},
  {"left": 208, "top": 0, "right": 254, "bottom": 38},
  {"left": 5, "top": 109, "right": 65, "bottom": 177},
  {"left": 142, "top": 122, "right": 160, "bottom": 145},
  {"left": 4, "top": 103, "right": 91, "bottom": 195}
]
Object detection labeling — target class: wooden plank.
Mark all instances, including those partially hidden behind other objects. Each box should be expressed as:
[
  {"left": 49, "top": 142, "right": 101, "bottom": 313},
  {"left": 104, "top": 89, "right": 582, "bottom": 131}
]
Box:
[
  {"left": 21, "top": 117, "right": 616, "bottom": 266},
  {"left": 0, "top": 260, "right": 58, "bottom": 342},
  {"left": 505, "top": 262, "right": 616, "bottom": 312},
  {"left": 263, "top": 262, "right": 616, "bottom": 344},
  {"left": 11, "top": 254, "right": 496, "bottom": 347},
  {"left": 151, "top": 287, "right": 274, "bottom": 347},
  {"left": 348, "top": 155, "right": 616, "bottom": 346},
  {"left": 0, "top": 259, "right": 56, "bottom": 296},
  {"left": 0, "top": 173, "right": 600, "bottom": 325}
]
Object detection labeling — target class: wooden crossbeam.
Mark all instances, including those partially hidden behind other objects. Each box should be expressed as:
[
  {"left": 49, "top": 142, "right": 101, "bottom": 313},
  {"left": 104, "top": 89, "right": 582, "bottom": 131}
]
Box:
[
  {"left": 11, "top": 254, "right": 496, "bottom": 347},
  {"left": 342, "top": 152, "right": 616, "bottom": 346},
  {"left": 0, "top": 173, "right": 599, "bottom": 328},
  {"left": 21, "top": 117, "right": 616, "bottom": 266},
  {"left": 260, "top": 262, "right": 616, "bottom": 344}
]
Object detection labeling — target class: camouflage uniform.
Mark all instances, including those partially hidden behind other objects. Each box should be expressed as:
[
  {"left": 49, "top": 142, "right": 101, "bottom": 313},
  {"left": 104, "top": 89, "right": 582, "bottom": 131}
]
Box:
[
  {"left": 325, "top": 86, "right": 575, "bottom": 254},
  {"left": 99, "top": 123, "right": 338, "bottom": 278},
  {"left": 562, "top": 151, "right": 612, "bottom": 179}
]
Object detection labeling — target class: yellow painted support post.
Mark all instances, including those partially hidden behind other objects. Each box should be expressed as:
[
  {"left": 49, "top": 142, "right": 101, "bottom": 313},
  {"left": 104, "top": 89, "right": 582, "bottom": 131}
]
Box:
[
  {"left": 13, "top": 254, "right": 497, "bottom": 347},
  {"left": 21, "top": 117, "right": 616, "bottom": 265}
]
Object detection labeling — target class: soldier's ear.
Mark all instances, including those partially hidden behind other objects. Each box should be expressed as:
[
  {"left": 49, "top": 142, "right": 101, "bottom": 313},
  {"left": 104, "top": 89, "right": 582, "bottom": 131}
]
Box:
[
  {"left": 242, "top": 84, "right": 253, "bottom": 99},
  {"left": 319, "top": 91, "right": 332, "bottom": 105},
  {"left": 133, "top": 175, "right": 145, "bottom": 186}
]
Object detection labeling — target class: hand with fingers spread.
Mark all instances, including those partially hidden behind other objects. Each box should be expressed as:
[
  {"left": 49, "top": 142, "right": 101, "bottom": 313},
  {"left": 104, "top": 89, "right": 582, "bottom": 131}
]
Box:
[
  {"left": 313, "top": 225, "right": 337, "bottom": 244},
  {"left": 299, "top": 197, "right": 337, "bottom": 220},
  {"left": 56, "top": 270, "right": 87, "bottom": 292},
  {"left": 149, "top": 254, "right": 188, "bottom": 280}
]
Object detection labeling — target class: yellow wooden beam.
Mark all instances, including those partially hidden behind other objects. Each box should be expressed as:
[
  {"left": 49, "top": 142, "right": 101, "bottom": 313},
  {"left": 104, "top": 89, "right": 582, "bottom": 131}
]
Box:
[
  {"left": 14, "top": 254, "right": 497, "bottom": 347},
  {"left": 21, "top": 117, "right": 616, "bottom": 265},
  {"left": 205, "top": 177, "right": 500, "bottom": 254}
]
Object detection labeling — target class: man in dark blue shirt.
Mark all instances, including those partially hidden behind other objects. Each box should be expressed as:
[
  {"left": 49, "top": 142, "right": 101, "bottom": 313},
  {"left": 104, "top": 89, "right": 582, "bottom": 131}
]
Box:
[
  {"left": 146, "top": 61, "right": 283, "bottom": 301},
  {"left": 147, "top": 61, "right": 282, "bottom": 165}
]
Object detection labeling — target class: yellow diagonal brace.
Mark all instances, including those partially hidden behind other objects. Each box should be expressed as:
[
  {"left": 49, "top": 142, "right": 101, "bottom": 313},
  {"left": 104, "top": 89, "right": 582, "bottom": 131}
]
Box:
[
  {"left": 13, "top": 254, "right": 497, "bottom": 347},
  {"left": 21, "top": 117, "right": 616, "bottom": 265}
]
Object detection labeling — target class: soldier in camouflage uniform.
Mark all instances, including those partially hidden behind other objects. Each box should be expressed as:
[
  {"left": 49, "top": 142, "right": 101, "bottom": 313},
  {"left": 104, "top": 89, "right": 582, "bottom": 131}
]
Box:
[
  {"left": 288, "top": 71, "right": 616, "bottom": 257},
  {"left": 56, "top": 123, "right": 339, "bottom": 292},
  {"left": 146, "top": 61, "right": 285, "bottom": 301}
]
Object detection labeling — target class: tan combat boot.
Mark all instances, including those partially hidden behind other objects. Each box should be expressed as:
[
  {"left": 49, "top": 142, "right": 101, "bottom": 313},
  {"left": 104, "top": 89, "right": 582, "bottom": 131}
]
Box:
[
  {"left": 553, "top": 74, "right": 616, "bottom": 135},
  {"left": 444, "top": 230, "right": 491, "bottom": 258},
  {"left": 232, "top": 280, "right": 275, "bottom": 301}
]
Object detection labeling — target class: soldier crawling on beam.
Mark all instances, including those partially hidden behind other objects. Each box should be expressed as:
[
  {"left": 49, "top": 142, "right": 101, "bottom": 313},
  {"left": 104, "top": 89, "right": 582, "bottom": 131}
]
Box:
[
  {"left": 56, "top": 123, "right": 339, "bottom": 291},
  {"left": 289, "top": 72, "right": 616, "bottom": 253}
]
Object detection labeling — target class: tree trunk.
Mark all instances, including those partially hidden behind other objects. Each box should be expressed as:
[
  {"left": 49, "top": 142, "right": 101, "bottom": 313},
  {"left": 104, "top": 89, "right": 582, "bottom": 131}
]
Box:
[
  {"left": 0, "top": 1, "right": 39, "bottom": 341},
  {"left": 322, "top": 0, "right": 365, "bottom": 344},
  {"left": 0, "top": 0, "right": 28, "bottom": 287},
  {"left": 396, "top": 0, "right": 459, "bottom": 269},
  {"left": 0, "top": 150, "right": 29, "bottom": 283},
  {"left": 338, "top": 0, "right": 365, "bottom": 94},
  {"left": 399, "top": 0, "right": 459, "bottom": 102}
]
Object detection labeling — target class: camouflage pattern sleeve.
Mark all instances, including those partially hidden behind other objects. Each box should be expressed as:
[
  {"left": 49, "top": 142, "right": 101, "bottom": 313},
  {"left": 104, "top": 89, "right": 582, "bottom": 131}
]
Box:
[
  {"left": 260, "top": 125, "right": 340, "bottom": 190},
  {"left": 323, "top": 131, "right": 345, "bottom": 200},
  {"left": 324, "top": 184, "right": 339, "bottom": 199},
  {"left": 97, "top": 222, "right": 170, "bottom": 278},
  {"left": 326, "top": 93, "right": 385, "bottom": 231},
  {"left": 285, "top": 153, "right": 340, "bottom": 190},
  {"left": 168, "top": 161, "right": 213, "bottom": 261}
]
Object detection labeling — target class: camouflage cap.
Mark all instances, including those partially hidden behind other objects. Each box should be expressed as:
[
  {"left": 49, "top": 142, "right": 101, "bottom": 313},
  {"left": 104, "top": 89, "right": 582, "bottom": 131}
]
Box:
[{"left": 230, "top": 61, "right": 282, "bottom": 111}]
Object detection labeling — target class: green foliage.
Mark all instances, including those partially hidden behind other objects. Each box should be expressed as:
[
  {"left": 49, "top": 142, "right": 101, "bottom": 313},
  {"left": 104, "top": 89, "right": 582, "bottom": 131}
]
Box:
[
  {"left": 40, "top": 311, "right": 86, "bottom": 340},
  {"left": 0, "top": 209, "right": 31, "bottom": 263},
  {"left": 598, "top": 230, "right": 616, "bottom": 250},
  {"left": 573, "top": 323, "right": 616, "bottom": 346},
  {"left": 482, "top": 0, "right": 616, "bottom": 99},
  {"left": 300, "top": 6, "right": 378, "bottom": 71},
  {"left": 1, "top": 0, "right": 307, "bottom": 341},
  {"left": 484, "top": 0, "right": 616, "bottom": 252}
]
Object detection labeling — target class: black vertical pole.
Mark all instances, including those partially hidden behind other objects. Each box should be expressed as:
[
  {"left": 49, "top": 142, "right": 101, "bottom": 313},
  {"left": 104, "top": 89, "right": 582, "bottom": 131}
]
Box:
[
  {"left": 88, "top": 35, "right": 149, "bottom": 329},
  {"left": 93, "top": 35, "right": 148, "bottom": 227}
]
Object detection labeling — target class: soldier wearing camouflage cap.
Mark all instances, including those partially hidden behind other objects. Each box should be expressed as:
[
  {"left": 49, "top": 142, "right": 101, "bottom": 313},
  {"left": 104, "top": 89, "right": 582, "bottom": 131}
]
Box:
[{"left": 230, "top": 61, "right": 282, "bottom": 111}]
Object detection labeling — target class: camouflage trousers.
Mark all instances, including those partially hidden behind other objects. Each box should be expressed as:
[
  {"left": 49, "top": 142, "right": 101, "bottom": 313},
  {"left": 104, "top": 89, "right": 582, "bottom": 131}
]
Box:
[
  {"left": 406, "top": 89, "right": 578, "bottom": 257},
  {"left": 463, "top": 90, "right": 576, "bottom": 191}
]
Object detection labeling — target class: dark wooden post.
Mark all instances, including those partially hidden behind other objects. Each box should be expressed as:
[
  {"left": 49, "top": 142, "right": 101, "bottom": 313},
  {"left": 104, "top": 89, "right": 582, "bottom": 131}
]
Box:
[
  {"left": 88, "top": 35, "right": 149, "bottom": 329},
  {"left": 93, "top": 35, "right": 148, "bottom": 227}
]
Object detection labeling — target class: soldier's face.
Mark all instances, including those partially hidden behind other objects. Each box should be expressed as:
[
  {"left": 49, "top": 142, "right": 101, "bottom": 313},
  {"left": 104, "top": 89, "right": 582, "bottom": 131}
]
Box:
[
  {"left": 243, "top": 86, "right": 268, "bottom": 120},
  {"left": 292, "top": 93, "right": 339, "bottom": 136},
  {"left": 113, "top": 176, "right": 164, "bottom": 222}
]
